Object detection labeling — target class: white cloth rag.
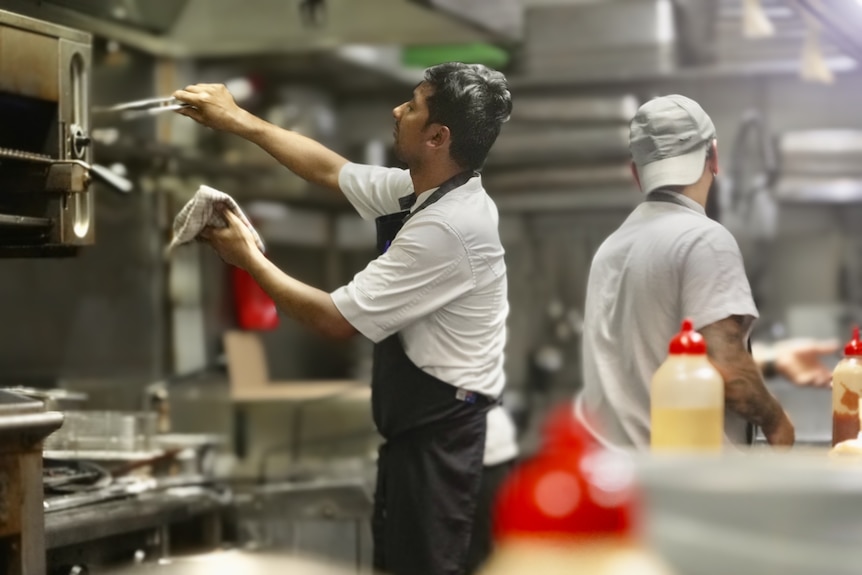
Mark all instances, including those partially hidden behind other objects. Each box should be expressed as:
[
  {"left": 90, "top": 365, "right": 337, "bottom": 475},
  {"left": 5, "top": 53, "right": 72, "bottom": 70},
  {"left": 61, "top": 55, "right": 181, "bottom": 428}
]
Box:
[{"left": 168, "top": 185, "right": 265, "bottom": 254}]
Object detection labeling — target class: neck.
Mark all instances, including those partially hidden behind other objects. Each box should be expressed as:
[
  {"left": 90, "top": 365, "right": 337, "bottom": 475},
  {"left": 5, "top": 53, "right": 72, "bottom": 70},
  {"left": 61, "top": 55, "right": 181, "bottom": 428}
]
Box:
[
  {"left": 678, "top": 173, "right": 712, "bottom": 209},
  {"left": 409, "top": 160, "right": 466, "bottom": 196}
]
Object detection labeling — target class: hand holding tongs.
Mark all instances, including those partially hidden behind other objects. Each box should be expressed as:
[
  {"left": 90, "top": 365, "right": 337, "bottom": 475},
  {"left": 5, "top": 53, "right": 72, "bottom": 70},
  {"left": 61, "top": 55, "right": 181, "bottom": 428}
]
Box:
[{"left": 92, "top": 96, "right": 194, "bottom": 121}]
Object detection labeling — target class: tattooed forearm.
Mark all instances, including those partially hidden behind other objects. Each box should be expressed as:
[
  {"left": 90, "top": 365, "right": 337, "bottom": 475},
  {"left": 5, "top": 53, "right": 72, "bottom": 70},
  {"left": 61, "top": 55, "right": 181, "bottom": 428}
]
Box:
[
  {"left": 700, "top": 315, "right": 783, "bottom": 432},
  {"left": 722, "top": 362, "right": 783, "bottom": 431}
]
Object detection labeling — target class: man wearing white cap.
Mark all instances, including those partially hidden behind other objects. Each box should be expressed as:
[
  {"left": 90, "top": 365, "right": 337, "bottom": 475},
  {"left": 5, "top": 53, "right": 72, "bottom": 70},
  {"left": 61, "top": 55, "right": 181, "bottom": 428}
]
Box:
[{"left": 577, "top": 94, "right": 794, "bottom": 449}]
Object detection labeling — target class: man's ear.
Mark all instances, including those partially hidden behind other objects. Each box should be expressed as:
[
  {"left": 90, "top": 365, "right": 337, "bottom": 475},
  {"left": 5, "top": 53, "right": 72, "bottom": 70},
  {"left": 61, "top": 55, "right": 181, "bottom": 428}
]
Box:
[
  {"left": 708, "top": 139, "right": 719, "bottom": 176},
  {"left": 426, "top": 124, "right": 451, "bottom": 150},
  {"left": 630, "top": 162, "right": 643, "bottom": 192}
]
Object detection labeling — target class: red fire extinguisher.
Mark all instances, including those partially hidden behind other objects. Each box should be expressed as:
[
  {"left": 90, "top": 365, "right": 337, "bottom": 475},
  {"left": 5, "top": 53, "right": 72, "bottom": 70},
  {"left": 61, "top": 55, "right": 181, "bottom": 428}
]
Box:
[{"left": 231, "top": 264, "right": 279, "bottom": 331}]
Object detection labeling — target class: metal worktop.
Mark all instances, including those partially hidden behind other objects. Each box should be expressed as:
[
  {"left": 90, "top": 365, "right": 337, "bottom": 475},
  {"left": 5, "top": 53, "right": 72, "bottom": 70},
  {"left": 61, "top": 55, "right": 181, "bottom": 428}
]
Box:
[
  {"left": 43, "top": 474, "right": 374, "bottom": 572},
  {"left": 45, "top": 484, "right": 228, "bottom": 550}
]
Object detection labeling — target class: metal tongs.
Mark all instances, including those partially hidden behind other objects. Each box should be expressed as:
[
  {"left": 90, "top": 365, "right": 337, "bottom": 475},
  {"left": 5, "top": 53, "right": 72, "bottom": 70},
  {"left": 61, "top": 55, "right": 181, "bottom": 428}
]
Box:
[{"left": 92, "top": 96, "right": 193, "bottom": 121}]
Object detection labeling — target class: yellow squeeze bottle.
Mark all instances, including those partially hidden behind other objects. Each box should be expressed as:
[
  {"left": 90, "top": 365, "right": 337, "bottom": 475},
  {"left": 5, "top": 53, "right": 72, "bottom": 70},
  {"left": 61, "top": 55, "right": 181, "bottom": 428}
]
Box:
[{"left": 651, "top": 318, "right": 724, "bottom": 452}]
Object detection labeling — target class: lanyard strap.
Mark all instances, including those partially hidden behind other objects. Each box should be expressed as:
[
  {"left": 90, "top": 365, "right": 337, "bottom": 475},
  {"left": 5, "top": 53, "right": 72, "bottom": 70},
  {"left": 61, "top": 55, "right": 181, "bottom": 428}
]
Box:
[{"left": 400, "top": 170, "right": 477, "bottom": 225}]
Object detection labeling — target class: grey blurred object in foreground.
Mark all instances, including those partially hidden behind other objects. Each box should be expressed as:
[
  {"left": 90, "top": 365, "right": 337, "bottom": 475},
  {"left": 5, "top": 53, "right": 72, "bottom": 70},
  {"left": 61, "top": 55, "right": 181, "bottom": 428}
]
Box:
[{"left": 636, "top": 451, "right": 862, "bottom": 575}]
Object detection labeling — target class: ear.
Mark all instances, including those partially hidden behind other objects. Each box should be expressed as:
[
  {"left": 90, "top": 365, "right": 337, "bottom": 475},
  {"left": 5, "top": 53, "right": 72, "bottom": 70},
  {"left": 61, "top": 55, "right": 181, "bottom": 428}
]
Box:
[
  {"left": 426, "top": 124, "right": 451, "bottom": 151},
  {"left": 708, "top": 139, "right": 719, "bottom": 176},
  {"left": 630, "top": 162, "right": 643, "bottom": 192}
]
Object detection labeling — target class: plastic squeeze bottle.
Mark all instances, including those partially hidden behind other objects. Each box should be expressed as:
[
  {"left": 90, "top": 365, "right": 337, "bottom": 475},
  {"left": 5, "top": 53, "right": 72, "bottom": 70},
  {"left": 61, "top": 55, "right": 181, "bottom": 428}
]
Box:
[
  {"left": 830, "top": 398, "right": 862, "bottom": 456},
  {"left": 832, "top": 326, "right": 862, "bottom": 447},
  {"left": 650, "top": 318, "right": 724, "bottom": 452},
  {"left": 478, "top": 402, "right": 676, "bottom": 575}
]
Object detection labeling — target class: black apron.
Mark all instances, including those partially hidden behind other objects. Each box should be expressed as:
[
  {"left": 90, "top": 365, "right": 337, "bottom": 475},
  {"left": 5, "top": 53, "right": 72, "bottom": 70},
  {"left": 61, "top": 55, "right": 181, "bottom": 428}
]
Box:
[
  {"left": 647, "top": 190, "right": 756, "bottom": 444},
  {"left": 371, "top": 171, "right": 495, "bottom": 575}
]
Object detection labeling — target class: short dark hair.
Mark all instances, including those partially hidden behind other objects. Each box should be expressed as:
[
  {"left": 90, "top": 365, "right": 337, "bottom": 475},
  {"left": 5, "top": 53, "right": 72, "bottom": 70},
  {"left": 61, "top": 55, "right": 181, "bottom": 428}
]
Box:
[{"left": 423, "top": 62, "right": 512, "bottom": 171}]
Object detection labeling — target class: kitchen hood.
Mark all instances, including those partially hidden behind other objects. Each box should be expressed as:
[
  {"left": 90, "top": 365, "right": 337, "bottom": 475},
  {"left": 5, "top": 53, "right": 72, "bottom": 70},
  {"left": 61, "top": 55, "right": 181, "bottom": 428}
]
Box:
[
  {"left": 407, "top": 0, "right": 522, "bottom": 41},
  {"left": 509, "top": 0, "right": 851, "bottom": 86},
  {"left": 39, "top": 0, "right": 189, "bottom": 34},
  {"left": 796, "top": 0, "right": 862, "bottom": 64},
  {"left": 0, "top": 0, "right": 507, "bottom": 57}
]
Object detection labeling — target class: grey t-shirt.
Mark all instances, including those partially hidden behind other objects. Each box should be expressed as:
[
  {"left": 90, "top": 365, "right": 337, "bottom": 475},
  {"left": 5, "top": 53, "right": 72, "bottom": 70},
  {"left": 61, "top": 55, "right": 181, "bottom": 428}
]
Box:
[{"left": 579, "top": 190, "right": 758, "bottom": 449}]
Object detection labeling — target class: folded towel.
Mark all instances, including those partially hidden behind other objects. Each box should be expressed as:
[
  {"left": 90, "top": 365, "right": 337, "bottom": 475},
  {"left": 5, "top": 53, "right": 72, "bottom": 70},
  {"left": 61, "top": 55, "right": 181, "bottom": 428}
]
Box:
[{"left": 168, "top": 185, "right": 265, "bottom": 254}]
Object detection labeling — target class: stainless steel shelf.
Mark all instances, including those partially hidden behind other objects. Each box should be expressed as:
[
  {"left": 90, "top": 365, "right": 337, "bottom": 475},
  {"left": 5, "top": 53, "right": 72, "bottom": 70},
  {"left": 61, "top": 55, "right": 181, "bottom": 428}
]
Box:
[
  {"left": 493, "top": 186, "right": 641, "bottom": 213},
  {"left": 509, "top": 56, "right": 858, "bottom": 92}
]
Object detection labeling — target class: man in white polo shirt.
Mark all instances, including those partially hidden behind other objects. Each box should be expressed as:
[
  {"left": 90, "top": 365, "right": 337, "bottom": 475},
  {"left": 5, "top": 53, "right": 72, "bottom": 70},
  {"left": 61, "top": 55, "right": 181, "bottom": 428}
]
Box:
[
  {"left": 577, "top": 94, "right": 794, "bottom": 449},
  {"left": 174, "top": 63, "right": 516, "bottom": 575}
]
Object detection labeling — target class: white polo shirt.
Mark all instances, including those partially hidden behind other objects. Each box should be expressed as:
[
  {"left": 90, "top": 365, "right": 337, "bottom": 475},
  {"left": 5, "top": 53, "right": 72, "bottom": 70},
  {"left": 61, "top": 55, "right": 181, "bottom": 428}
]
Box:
[
  {"left": 579, "top": 190, "right": 758, "bottom": 449},
  {"left": 331, "top": 163, "right": 518, "bottom": 466}
]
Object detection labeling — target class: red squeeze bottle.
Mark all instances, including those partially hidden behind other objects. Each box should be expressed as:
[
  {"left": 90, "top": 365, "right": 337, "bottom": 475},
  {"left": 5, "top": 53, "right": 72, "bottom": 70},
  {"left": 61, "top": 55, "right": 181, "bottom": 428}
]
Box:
[{"left": 480, "top": 404, "right": 676, "bottom": 575}]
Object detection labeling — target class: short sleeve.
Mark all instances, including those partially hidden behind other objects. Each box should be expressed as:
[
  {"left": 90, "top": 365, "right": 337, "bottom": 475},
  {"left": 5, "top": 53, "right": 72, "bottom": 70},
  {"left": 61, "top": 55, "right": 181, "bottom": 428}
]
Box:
[
  {"left": 330, "top": 218, "right": 474, "bottom": 342},
  {"left": 338, "top": 163, "right": 414, "bottom": 220},
  {"left": 681, "top": 225, "right": 759, "bottom": 330}
]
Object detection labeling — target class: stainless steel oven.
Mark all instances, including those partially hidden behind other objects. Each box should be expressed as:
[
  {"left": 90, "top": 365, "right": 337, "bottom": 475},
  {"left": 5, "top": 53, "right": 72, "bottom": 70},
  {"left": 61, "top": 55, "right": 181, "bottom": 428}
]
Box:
[{"left": 0, "top": 9, "right": 101, "bottom": 257}]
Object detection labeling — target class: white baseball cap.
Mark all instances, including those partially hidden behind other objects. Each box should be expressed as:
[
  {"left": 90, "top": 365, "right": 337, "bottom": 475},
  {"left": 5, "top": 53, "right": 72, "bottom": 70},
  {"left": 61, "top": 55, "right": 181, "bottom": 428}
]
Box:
[{"left": 629, "top": 94, "right": 716, "bottom": 195}]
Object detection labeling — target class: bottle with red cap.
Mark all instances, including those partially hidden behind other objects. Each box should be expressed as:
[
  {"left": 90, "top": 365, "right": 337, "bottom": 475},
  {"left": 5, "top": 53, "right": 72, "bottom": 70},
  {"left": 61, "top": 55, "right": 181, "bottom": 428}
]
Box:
[
  {"left": 479, "top": 403, "right": 675, "bottom": 575},
  {"left": 831, "top": 326, "right": 862, "bottom": 446},
  {"left": 650, "top": 318, "right": 724, "bottom": 452}
]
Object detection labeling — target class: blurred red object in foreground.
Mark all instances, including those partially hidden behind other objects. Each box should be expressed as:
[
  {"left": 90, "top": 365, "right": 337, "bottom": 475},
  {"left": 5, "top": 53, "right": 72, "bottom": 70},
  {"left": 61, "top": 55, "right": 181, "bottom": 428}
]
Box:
[
  {"left": 495, "top": 402, "right": 635, "bottom": 541},
  {"left": 481, "top": 402, "right": 676, "bottom": 575}
]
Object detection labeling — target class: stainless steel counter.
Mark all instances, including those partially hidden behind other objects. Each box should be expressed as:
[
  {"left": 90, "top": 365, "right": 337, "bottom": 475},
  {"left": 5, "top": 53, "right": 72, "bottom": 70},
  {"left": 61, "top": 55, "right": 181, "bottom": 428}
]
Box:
[
  {"left": 230, "top": 477, "right": 374, "bottom": 571},
  {"left": 44, "top": 475, "right": 374, "bottom": 573},
  {"left": 45, "top": 485, "right": 228, "bottom": 550}
]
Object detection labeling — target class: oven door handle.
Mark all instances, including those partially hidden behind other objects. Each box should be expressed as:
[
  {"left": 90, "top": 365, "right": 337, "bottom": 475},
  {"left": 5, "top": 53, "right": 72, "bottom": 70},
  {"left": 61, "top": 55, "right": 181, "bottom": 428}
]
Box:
[
  {"left": 5, "top": 150, "right": 134, "bottom": 195},
  {"left": 45, "top": 161, "right": 133, "bottom": 195},
  {"left": 89, "top": 163, "right": 133, "bottom": 194}
]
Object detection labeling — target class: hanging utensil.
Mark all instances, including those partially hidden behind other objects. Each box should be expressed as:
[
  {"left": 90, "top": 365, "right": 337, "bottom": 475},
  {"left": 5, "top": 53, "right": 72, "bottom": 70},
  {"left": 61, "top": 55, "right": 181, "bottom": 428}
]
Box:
[{"left": 92, "top": 96, "right": 193, "bottom": 121}]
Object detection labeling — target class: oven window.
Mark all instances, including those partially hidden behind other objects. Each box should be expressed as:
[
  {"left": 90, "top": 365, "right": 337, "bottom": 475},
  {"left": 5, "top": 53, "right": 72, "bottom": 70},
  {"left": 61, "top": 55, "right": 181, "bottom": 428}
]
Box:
[{"left": 0, "top": 92, "right": 57, "bottom": 155}]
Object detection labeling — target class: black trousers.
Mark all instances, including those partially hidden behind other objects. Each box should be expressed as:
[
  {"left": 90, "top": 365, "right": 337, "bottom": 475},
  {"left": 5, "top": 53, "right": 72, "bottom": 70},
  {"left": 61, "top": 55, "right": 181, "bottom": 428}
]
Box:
[{"left": 464, "top": 458, "right": 516, "bottom": 575}]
